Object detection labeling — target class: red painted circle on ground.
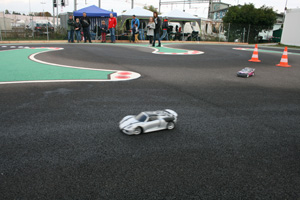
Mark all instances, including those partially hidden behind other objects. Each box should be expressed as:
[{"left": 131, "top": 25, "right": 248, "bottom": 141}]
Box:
[
  {"left": 118, "top": 72, "right": 132, "bottom": 75},
  {"left": 115, "top": 75, "right": 130, "bottom": 79}
]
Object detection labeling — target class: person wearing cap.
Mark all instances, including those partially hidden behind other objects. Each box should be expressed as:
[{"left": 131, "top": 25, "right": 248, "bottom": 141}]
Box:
[
  {"left": 160, "top": 17, "right": 169, "bottom": 41},
  {"left": 131, "top": 15, "right": 140, "bottom": 42},
  {"left": 67, "top": 15, "right": 75, "bottom": 43}
]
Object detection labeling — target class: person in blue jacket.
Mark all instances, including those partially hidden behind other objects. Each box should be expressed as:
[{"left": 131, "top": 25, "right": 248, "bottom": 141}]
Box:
[{"left": 131, "top": 15, "right": 140, "bottom": 42}]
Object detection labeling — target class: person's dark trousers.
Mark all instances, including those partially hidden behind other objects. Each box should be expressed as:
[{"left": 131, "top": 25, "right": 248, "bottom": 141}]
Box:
[
  {"left": 83, "top": 27, "right": 91, "bottom": 43},
  {"left": 75, "top": 30, "right": 81, "bottom": 42},
  {"left": 152, "top": 32, "right": 161, "bottom": 47},
  {"left": 149, "top": 36, "right": 153, "bottom": 44},
  {"left": 68, "top": 30, "right": 74, "bottom": 42},
  {"left": 109, "top": 28, "right": 116, "bottom": 43},
  {"left": 131, "top": 28, "right": 136, "bottom": 42}
]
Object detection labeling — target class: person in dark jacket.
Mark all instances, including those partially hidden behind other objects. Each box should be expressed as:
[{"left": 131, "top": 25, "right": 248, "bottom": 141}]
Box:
[
  {"left": 152, "top": 12, "right": 161, "bottom": 47},
  {"left": 67, "top": 15, "right": 75, "bottom": 43},
  {"left": 160, "top": 17, "right": 169, "bottom": 41},
  {"left": 80, "top": 12, "right": 92, "bottom": 43},
  {"left": 100, "top": 20, "right": 108, "bottom": 43},
  {"left": 74, "top": 18, "right": 82, "bottom": 43}
]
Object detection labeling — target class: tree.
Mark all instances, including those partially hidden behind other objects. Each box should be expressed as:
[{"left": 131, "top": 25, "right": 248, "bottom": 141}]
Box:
[
  {"left": 143, "top": 5, "right": 161, "bottom": 14},
  {"left": 12, "top": 11, "right": 21, "bottom": 15},
  {"left": 5, "top": 9, "right": 10, "bottom": 14},
  {"left": 44, "top": 12, "right": 52, "bottom": 17},
  {"left": 222, "top": 4, "right": 276, "bottom": 43}
]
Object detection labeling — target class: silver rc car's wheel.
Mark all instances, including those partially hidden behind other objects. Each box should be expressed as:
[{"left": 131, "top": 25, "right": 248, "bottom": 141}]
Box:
[
  {"left": 134, "top": 127, "right": 142, "bottom": 135},
  {"left": 167, "top": 122, "right": 175, "bottom": 130}
]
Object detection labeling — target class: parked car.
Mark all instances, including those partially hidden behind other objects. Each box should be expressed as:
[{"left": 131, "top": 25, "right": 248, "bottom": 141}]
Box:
[
  {"left": 119, "top": 109, "right": 178, "bottom": 135},
  {"left": 237, "top": 67, "right": 255, "bottom": 78},
  {"left": 36, "top": 22, "right": 54, "bottom": 33},
  {"left": 26, "top": 21, "right": 54, "bottom": 34}
]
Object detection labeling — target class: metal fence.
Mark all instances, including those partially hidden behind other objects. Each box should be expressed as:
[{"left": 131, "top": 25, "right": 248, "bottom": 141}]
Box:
[
  {"left": 0, "top": 25, "right": 66, "bottom": 41},
  {"left": 0, "top": 21, "right": 278, "bottom": 43},
  {"left": 200, "top": 22, "right": 278, "bottom": 43}
]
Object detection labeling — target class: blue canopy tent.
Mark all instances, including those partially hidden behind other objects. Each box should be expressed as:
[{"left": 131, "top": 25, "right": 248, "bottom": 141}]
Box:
[
  {"left": 73, "top": 5, "right": 117, "bottom": 37},
  {"left": 73, "top": 5, "right": 117, "bottom": 18}
]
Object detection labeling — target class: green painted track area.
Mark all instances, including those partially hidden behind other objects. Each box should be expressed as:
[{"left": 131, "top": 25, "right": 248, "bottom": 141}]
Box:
[
  {"left": 119, "top": 43, "right": 188, "bottom": 53},
  {"left": 104, "top": 43, "right": 204, "bottom": 55},
  {"left": 0, "top": 48, "right": 140, "bottom": 84}
]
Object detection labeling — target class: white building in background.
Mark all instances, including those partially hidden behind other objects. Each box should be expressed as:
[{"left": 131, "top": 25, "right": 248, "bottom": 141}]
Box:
[
  {"left": 1, "top": 13, "right": 59, "bottom": 27},
  {"left": 0, "top": 12, "right": 12, "bottom": 30},
  {"left": 281, "top": 8, "right": 300, "bottom": 46}
]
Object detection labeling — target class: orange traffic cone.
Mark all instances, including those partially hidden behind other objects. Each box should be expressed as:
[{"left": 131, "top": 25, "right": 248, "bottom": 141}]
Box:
[
  {"left": 249, "top": 44, "right": 261, "bottom": 62},
  {"left": 276, "top": 47, "right": 291, "bottom": 67}
]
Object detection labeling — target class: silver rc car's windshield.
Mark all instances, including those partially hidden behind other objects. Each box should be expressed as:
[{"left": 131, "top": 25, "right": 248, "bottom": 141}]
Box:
[
  {"left": 241, "top": 68, "right": 253, "bottom": 73},
  {"left": 135, "top": 113, "right": 148, "bottom": 122}
]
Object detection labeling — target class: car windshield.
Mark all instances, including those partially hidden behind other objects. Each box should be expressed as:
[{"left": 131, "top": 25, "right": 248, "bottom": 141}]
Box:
[
  {"left": 241, "top": 68, "right": 251, "bottom": 72},
  {"left": 135, "top": 113, "right": 148, "bottom": 122}
]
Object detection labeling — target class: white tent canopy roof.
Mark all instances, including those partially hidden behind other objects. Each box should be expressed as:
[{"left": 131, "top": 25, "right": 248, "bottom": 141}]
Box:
[
  {"left": 121, "top": 7, "right": 153, "bottom": 17},
  {"left": 160, "top": 9, "right": 198, "bottom": 19}
]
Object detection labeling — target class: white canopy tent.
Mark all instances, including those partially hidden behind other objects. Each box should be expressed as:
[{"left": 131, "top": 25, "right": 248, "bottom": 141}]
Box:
[
  {"left": 121, "top": 7, "right": 153, "bottom": 18},
  {"left": 161, "top": 9, "right": 198, "bottom": 19},
  {"left": 118, "top": 7, "right": 154, "bottom": 28},
  {"left": 118, "top": 7, "right": 154, "bottom": 40},
  {"left": 160, "top": 10, "right": 201, "bottom": 41}
]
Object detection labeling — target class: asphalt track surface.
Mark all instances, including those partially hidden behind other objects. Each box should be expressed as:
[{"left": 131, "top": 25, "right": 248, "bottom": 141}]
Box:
[{"left": 0, "top": 43, "right": 300, "bottom": 199}]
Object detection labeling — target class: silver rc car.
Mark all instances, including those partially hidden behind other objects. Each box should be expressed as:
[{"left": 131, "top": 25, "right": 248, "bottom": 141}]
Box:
[
  {"left": 237, "top": 67, "right": 255, "bottom": 78},
  {"left": 119, "top": 109, "right": 178, "bottom": 135}
]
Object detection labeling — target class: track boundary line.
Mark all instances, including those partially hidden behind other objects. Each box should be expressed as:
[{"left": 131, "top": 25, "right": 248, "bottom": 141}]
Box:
[{"left": 0, "top": 48, "right": 141, "bottom": 85}]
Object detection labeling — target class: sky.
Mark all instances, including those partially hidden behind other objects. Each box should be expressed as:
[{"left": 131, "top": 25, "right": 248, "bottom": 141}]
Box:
[{"left": 1, "top": 0, "right": 299, "bottom": 18}]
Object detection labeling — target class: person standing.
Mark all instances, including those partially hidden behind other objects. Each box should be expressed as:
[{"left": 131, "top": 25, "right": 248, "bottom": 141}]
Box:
[
  {"left": 134, "top": 24, "right": 139, "bottom": 43},
  {"left": 100, "top": 20, "right": 108, "bottom": 43},
  {"left": 131, "top": 15, "right": 140, "bottom": 43},
  {"left": 152, "top": 12, "right": 161, "bottom": 47},
  {"left": 74, "top": 18, "right": 82, "bottom": 43},
  {"left": 160, "top": 17, "right": 169, "bottom": 41},
  {"left": 108, "top": 13, "right": 117, "bottom": 43},
  {"left": 67, "top": 15, "right": 75, "bottom": 43},
  {"left": 80, "top": 12, "right": 92, "bottom": 43},
  {"left": 146, "top": 17, "right": 155, "bottom": 45}
]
